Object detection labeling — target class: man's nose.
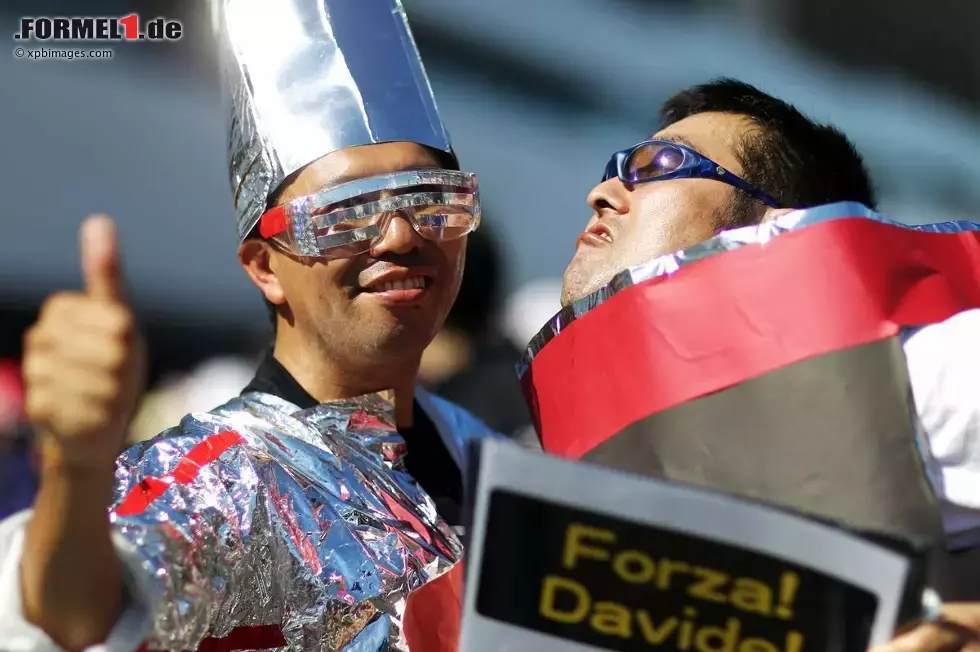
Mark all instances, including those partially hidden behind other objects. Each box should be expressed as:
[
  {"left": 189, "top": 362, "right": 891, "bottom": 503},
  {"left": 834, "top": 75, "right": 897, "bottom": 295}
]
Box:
[
  {"left": 587, "top": 177, "right": 630, "bottom": 216},
  {"left": 369, "top": 212, "right": 423, "bottom": 256}
]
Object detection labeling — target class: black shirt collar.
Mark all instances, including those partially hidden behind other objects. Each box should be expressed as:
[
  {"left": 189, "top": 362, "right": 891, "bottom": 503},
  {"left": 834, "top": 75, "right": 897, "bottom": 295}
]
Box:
[
  {"left": 241, "top": 351, "right": 317, "bottom": 410},
  {"left": 239, "top": 350, "right": 464, "bottom": 524}
]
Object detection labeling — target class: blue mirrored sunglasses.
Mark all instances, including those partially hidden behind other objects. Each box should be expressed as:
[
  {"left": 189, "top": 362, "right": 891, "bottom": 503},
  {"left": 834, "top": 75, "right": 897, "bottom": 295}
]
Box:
[{"left": 602, "top": 139, "right": 782, "bottom": 208}]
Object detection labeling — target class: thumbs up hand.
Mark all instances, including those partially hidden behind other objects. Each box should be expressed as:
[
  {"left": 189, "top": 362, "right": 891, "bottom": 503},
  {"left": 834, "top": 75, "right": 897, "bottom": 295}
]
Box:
[
  {"left": 80, "top": 213, "right": 125, "bottom": 301},
  {"left": 23, "top": 215, "right": 146, "bottom": 471}
]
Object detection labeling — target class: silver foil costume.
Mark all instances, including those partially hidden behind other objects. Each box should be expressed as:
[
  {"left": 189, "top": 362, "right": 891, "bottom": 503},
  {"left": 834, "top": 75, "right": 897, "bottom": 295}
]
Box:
[
  {"left": 0, "top": 0, "right": 491, "bottom": 649},
  {"left": 109, "top": 389, "right": 492, "bottom": 651},
  {"left": 94, "top": 0, "right": 483, "bottom": 649}
]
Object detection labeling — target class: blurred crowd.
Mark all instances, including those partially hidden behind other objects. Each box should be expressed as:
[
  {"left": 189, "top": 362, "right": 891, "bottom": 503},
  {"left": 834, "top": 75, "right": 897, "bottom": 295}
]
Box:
[
  {"left": 0, "top": 360, "right": 35, "bottom": 519},
  {"left": 0, "top": 227, "right": 559, "bottom": 520}
]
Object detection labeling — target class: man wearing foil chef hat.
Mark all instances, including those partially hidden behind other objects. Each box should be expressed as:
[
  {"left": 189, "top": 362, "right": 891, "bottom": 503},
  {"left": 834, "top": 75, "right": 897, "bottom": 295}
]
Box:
[
  {"left": 0, "top": 1, "right": 498, "bottom": 650},
  {"left": 549, "top": 79, "right": 980, "bottom": 651}
]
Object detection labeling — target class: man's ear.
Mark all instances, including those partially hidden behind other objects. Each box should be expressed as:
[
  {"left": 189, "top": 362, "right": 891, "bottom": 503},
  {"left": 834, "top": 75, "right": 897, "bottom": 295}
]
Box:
[
  {"left": 239, "top": 239, "right": 287, "bottom": 306},
  {"left": 761, "top": 206, "right": 797, "bottom": 223}
]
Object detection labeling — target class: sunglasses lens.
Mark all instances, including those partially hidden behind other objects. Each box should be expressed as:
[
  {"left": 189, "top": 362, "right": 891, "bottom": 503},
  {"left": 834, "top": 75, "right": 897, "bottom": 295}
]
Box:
[
  {"left": 314, "top": 217, "right": 382, "bottom": 258},
  {"left": 626, "top": 143, "right": 685, "bottom": 183},
  {"left": 315, "top": 198, "right": 479, "bottom": 254},
  {"left": 266, "top": 171, "right": 480, "bottom": 258},
  {"left": 414, "top": 205, "right": 478, "bottom": 241}
]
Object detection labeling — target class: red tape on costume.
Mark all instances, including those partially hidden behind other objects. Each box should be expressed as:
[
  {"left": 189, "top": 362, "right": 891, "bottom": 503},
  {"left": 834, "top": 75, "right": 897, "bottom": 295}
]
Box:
[
  {"left": 403, "top": 563, "right": 464, "bottom": 652},
  {"left": 138, "top": 624, "right": 287, "bottom": 652},
  {"left": 115, "top": 430, "right": 246, "bottom": 517},
  {"left": 524, "top": 219, "right": 980, "bottom": 459},
  {"left": 120, "top": 430, "right": 288, "bottom": 651}
]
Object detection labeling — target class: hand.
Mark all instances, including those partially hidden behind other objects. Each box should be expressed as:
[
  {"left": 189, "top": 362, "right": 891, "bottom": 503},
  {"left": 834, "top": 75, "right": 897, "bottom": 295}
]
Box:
[
  {"left": 23, "top": 215, "right": 146, "bottom": 471},
  {"left": 872, "top": 603, "right": 980, "bottom": 651}
]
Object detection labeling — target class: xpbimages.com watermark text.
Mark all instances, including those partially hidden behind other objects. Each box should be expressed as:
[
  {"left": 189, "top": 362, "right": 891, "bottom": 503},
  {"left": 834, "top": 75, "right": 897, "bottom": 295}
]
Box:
[
  {"left": 12, "top": 14, "right": 181, "bottom": 62},
  {"left": 14, "top": 47, "right": 114, "bottom": 61}
]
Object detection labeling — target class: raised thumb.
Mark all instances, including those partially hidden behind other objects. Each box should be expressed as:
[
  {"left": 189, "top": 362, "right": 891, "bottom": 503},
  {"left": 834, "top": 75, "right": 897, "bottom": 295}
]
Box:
[{"left": 80, "top": 215, "right": 124, "bottom": 300}]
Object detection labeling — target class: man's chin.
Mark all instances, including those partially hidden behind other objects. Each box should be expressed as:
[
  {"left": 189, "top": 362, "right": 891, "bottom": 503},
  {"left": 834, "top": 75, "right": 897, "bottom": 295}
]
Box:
[
  {"left": 561, "top": 260, "right": 613, "bottom": 307},
  {"left": 558, "top": 283, "right": 579, "bottom": 308},
  {"left": 356, "top": 326, "right": 436, "bottom": 371}
]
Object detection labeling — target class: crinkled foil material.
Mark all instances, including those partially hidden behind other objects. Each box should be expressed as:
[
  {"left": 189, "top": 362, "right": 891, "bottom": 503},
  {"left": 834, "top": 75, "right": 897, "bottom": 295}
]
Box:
[
  {"left": 214, "top": 0, "right": 456, "bottom": 243},
  {"left": 109, "top": 391, "right": 461, "bottom": 651},
  {"left": 519, "top": 201, "right": 980, "bottom": 376}
]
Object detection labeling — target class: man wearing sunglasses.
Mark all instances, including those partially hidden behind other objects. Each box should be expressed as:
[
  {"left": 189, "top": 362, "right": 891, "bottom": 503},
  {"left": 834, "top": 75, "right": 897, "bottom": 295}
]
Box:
[
  {"left": 560, "top": 78, "right": 980, "bottom": 652},
  {"left": 0, "top": 2, "right": 496, "bottom": 650},
  {"left": 563, "top": 79, "right": 873, "bottom": 303}
]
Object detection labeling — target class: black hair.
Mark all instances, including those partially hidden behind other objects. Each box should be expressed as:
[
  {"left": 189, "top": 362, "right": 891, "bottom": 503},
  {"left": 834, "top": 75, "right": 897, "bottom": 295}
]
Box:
[{"left": 660, "top": 78, "right": 877, "bottom": 226}]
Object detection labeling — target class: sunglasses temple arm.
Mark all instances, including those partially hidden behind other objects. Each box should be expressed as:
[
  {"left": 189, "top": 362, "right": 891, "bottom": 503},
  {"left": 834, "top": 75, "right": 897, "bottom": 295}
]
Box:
[{"left": 721, "top": 171, "right": 781, "bottom": 208}]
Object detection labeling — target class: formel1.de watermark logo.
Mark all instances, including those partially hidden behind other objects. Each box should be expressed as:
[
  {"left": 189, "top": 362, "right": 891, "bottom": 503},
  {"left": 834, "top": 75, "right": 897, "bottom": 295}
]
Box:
[{"left": 14, "top": 14, "right": 183, "bottom": 42}]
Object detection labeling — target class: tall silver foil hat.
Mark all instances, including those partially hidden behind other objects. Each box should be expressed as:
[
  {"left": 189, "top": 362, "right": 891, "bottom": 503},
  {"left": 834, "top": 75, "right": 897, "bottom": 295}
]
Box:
[{"left": 213, "top": 0, "right": 456, "bottom": 243}]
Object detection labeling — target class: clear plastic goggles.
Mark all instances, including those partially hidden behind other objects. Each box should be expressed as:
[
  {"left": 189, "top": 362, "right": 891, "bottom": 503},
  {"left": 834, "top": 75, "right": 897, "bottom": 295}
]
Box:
[{"left": 258, "top": 170, "right": 481, "bottom": 257}]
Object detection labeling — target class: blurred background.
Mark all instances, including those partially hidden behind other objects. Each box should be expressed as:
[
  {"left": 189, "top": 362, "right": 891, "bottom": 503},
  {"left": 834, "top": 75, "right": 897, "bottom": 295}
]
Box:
[{"left": 2, "top": 0, "right": 979, "bottom": 513}]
